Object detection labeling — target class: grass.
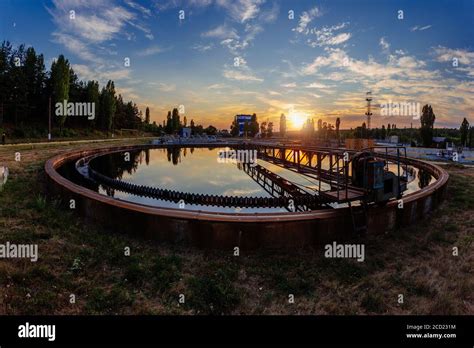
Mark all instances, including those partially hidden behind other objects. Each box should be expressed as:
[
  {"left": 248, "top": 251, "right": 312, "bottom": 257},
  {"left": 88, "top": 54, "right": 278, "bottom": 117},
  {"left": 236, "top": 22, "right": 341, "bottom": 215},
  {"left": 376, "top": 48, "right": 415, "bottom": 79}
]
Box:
[
  {"left": 186, "top": 261, "right": 241, "bottom": 314},
  {"left": 0, "top": 141, "right": 473, "bottom": 315}
]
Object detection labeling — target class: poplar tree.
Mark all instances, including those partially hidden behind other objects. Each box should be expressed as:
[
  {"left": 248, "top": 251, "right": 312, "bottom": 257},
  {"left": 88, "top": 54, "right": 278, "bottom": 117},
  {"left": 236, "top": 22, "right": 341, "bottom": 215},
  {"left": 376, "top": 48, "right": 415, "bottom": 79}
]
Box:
[
  {"left": 280, "top": 113, "right": 286, "bottom": 137},
  {"left": 50, "top": 55, "right": 70, "bottom": 133},
  {"left": 145, "top": 107, "right": 150, "bottom": 124},
  {"left": 460, "top": 118, "right": 469, "bottom": 147}
]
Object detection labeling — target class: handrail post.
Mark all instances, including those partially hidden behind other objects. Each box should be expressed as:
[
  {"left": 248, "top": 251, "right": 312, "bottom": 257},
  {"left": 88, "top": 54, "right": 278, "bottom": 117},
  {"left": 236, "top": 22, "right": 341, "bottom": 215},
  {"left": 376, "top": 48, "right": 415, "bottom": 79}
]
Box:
[
  {"left": 397, "top": 148, "right": 401, "bottom": 198},
  {"left": 345, "top": 157, "right": 348, "bottom": 201},
  {"left": 337, "top": 154, "right": 339, "bottom": 201}
]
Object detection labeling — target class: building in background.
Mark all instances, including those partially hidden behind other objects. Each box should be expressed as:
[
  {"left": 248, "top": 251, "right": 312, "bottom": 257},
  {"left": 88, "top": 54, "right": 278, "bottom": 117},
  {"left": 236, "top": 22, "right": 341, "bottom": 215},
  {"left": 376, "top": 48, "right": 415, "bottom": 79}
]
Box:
[
  {"left": 180, "top": 127, "right": 191, "bottom": 138},
  {"left": 235, "top": 114, "right": 252, "bottom": 136}
]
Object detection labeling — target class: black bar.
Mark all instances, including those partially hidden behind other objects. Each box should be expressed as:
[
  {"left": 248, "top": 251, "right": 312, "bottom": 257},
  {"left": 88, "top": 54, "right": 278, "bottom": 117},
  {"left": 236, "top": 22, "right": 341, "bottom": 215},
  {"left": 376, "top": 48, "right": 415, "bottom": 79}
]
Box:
[{"left": 0, "top": 315, "right": 472, "bottom": 346}]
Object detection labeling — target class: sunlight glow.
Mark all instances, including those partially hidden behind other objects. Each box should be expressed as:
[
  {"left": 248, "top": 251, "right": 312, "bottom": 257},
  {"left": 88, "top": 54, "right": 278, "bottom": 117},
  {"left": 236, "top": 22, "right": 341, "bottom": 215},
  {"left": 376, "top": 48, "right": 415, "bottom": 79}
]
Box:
[{"left": 289, "top": 111, "right": 308, "bottom": 130}]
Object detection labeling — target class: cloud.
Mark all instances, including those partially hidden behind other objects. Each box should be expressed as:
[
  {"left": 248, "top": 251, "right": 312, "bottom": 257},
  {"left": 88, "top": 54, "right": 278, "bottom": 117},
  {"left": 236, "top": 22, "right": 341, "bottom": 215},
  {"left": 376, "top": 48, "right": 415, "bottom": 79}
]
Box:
[
  {"left": 137, "top": 45, "right": 166, "bottom": 56},
  {"left": 379, "top": 37, "right": 390, "bottom": 51},
  {"left": 294, "top": 43, "right": 474, "bottom": 128},
  {"left": 48, "top": 0, "right": 155, "bottom": 66},
  {"left": 202, "top": 24, "right": 239, "bottom": 40},
  {"left": 72, "top": 63, "right": 131, "bottom": 85},
  {"left": 236, "top": 23, "right": 263, "bottom": 50},
  {"left": 396, "top": 56, "right": 426, "bottom": 69},
  {"left": 281, "top": 83, "right": 296, "bottom": 88},
  {"left": 124, "top": 0, "right": 152, "bottom": 17},
  {"left": 293, "top": 7, "right": 322, "bottom": 34},
  {"left": 155, "top": 0, "right": 266, "bottom": 23},
  {"left": 223, "top": 68, "right": 263, "bottom": 82},
  {"left": 306, "top": 82, "right": 329, "bottom": 89},
  {"left": 193, "top": 43, "right": 214, "bottom": 52},
  {"left": 411, "top": 25, "right": 432, "bottom": 32},
  {"left": 301, "top": 48, "right": 431, "bottom": 80},
  {"left": 301, "top": 50, "right": 344, "bottom": 75},
  {"left": 158, "top": 83, "right": 176, "bottom": 92},
  {"left": 303, "top": 22, "right": 351, "bottom": 47},
  {"left": 216, "top": 0, "right": 264, "bottom": 23},
  {"left": 154, "top": 0, "right": 213, "bottom": 11},
  {"left": 189, "top": 0, "right": 213, "bottom": 6},
  {"left": 207, "top": 83, "right": 229, "bottom": 89},
  {"left": 268, "top": 90, "right": 282, "bottom": 96},
  {"left": 202, "top": 23, "right": 262, "bottom": 53},
  {"left": 116, "top": 86, "right": 140, "bottom": 100},
  {"left": 48, "top": 1, "right": 136, "bottom": 44},
  {"left": 259, "top": 2, "right": 279, "bottom": 23},
  {"left": 51, "top": 32, "right": 104, "bottom": 64},
  {"left": 434, "top": 46, "right": 474, "bottom": 65},
  {"left": 322, "top": 32, "right": 351, "bottom": 46}
]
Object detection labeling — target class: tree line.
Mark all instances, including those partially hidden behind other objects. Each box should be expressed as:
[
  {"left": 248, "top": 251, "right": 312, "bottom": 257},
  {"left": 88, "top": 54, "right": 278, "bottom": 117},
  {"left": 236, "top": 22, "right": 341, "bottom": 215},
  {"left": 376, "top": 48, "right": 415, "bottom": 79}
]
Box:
[{"left": 0, "top": 41, "right": 144, "bottom": 137}]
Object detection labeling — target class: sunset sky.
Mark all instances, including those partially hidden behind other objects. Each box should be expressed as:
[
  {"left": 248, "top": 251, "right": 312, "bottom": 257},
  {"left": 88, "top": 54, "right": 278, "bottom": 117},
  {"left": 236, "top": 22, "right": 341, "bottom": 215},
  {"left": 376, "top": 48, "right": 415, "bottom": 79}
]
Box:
[{"left": 1, "top": 0, "right": 473, "bottom": 130}]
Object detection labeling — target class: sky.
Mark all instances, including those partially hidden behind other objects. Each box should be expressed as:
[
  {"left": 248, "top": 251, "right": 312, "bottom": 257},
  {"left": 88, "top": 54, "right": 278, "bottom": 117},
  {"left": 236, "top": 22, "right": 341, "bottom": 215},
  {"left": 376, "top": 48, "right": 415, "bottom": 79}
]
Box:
[{"left": 1, "top": 0, "right": 473, "bottom": 130}]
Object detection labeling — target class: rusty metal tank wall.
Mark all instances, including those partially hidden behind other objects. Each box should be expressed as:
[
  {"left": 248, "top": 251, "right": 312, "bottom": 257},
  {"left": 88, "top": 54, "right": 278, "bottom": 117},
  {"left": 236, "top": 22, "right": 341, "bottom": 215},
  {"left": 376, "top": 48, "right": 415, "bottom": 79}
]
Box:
[{"left": 44, "top": 145, "right": 449, "bottom": 250}]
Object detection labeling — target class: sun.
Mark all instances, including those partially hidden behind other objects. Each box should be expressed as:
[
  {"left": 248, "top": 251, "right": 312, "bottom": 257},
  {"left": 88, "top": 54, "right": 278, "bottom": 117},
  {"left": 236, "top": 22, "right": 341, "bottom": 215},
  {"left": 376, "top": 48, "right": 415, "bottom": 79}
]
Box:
[{"left": 289, "top": 111, "right": 307, "bottom": 130}]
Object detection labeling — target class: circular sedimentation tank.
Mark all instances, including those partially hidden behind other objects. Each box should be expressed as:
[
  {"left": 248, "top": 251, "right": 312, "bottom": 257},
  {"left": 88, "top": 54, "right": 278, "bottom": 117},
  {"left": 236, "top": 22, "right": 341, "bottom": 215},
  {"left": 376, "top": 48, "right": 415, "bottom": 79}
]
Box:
[{"left": 45, "top": 143, "right": 449, "bottom": 249}]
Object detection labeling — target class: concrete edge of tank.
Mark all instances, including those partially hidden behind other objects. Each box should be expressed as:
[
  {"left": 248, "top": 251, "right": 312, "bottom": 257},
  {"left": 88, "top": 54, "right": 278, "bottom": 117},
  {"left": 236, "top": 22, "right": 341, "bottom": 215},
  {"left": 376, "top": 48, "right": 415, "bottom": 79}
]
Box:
[{"left": 44, "top": 144, "right": 449, "bottom": 249}]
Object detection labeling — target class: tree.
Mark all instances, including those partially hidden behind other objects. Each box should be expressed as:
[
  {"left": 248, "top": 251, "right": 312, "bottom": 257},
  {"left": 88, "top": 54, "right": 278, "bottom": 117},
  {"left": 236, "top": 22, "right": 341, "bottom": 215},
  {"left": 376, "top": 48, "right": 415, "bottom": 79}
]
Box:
[
  {"left": 68, "top": 66, "right": 83, "bottom": 103},
  {"left": 100, "top": 80, "right": 116, "bottom": 132},
  {"left": 0, "top": 41, "right": 148, "bottom": 136},
  {"left": 24, "top": 46, "right": 46, "bottom": 122},
  {"left": 125, "top": 101, "right": 141, "bottom": 129},
  {"left": 114, "top": 94, "right": 125, "bottom": 129},
  {"left": 171, "top": 107, "right": 180, "bottom": 132},
  {"left": 335, "top": 117, "right": 340, "bottom": 142},
  {"left": 279, "top": 113, "right": 286, "bottom": 137},
  {"left": 420, "top": 104, "right": 435, "bottom": 147},
  {"left": 165, "top": 111, "right": 172, "bottom": 134},
  {"left": 317, "top": 119, "right": 322, "bottom": 139},
  {"left": 469, "top": 126, "right": 474, "bottom": 148},
  {"left": 145, "top": 107, "right": 150, "bottom": 124},
  {"left": 243, "top": 121, "right": 250, "bottom": 137},
  {"left": 267, "top": 122, "right": 273, "bottom": 138},
  {"left": 327, "top": 122, "right": 334, "bottom": 139},
  {"left": 0, "top": 41, "right": 13, "bottom": 112},
  {"left": 86, "top": 80, "right": 99, "bottom": 127},
  {"left": 460, "top": 118, "right": 469, "bottom": 147},
  {"left": 250, "top": 113, "right": 259, "bottom": 137},
  {"left": 321, "top": 121, "right": 327, "bottom": 140},
  {"left": 260, "top": 121, "right": 267, "bottom": 138},
  {"left": 50, "top": 55, "right": 70, "bottom": 133},
  {"left": 230, "top": 119, "right": 239, "bottom": 137},
  {"left": 205, "top": 125, "right": 217, "bottom": 135},
  {"left": 381, "top": 125, "right": 386, "bottom": 139}
]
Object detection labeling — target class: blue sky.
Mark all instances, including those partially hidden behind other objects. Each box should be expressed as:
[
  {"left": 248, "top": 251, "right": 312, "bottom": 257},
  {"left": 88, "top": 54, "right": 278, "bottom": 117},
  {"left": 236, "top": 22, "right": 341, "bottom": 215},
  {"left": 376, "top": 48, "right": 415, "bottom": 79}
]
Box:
[{"left": 1, "top": 0, "right": 473, "bottom": 129}]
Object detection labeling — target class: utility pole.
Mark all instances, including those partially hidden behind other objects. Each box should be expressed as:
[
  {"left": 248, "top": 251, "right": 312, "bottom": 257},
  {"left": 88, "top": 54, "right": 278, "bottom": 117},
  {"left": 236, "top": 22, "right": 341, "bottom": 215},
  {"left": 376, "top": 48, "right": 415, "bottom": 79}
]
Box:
[
  {"left": 48, "top": 97, "right": 52, "bottom": 141},
  {"left": 365, "top": 91, "right": 372, "bottom": 131}
]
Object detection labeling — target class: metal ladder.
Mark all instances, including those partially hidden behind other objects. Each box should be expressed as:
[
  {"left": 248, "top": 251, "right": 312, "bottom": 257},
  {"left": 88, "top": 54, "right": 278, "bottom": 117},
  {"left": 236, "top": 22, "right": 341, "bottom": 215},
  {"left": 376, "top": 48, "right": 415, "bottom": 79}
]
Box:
[{"left": 348, "top": 201, "right": 368, "bottom": 235}]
